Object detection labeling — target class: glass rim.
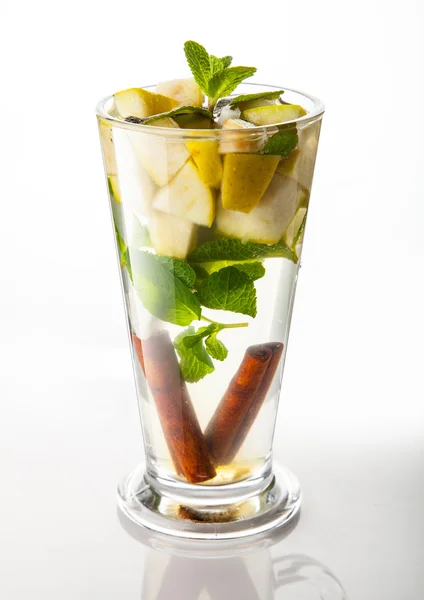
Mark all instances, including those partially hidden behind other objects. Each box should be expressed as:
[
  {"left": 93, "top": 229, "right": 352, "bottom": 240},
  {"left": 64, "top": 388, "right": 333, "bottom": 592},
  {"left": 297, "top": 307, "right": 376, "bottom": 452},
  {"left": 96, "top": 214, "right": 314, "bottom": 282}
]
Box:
[{"left": 95, "top": 82, "right": 325, "bottom": 139}]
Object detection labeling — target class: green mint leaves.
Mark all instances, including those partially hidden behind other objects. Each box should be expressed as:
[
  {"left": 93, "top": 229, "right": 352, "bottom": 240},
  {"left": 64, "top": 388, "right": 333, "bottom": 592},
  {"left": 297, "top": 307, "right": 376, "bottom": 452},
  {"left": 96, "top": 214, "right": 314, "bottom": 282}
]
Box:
[
  {"left": 207, "top": 67, "right": 257, "bottom": 107},
  {"left": 229, "top": 90, "right": 285, "bottom": 106},
  {"left": 133, "top": 252, "right": 200, "bottom": 326},
  {"left": 260, "top": 127, "right": 299, "bottom": 158},
  {"left": 155, "top": 256, "right": 196, "bottom": 288},
  {"left": 174, "top": 322, "right": 233, "bottom": 382},
  {"left": 198, "top": 266, "right": 257, "bottom": 318},
  {"left": 205, "top": 333, "right": 228, "bottom": 361},
  {"left": 188, "top": 237, "right": 298, "bottom": 263},
  {"left": 196, "top": 260, "right": 265, "bottom": 281},
  {"left": 174, "top": 326, "right": 215, "bottom": 383},
  {"left": 184, "top": 41, "right": 256, "bottom": 109},
  {"left": 143, "top": 106, "right": 213, "bottom": 124}
]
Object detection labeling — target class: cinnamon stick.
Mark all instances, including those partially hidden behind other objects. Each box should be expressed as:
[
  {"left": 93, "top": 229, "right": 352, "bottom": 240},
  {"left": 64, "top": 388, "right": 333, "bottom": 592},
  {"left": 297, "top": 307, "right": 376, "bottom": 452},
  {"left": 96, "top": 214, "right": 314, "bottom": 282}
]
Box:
[
  {"left": 204, "top": 345, "right": 273, "bottom": 464},
  {"left": 226, "top": 342, "right": 284, "bottom": 462},
  {"left": 131, "top": 332, "right": 216, "bottom": 483}
]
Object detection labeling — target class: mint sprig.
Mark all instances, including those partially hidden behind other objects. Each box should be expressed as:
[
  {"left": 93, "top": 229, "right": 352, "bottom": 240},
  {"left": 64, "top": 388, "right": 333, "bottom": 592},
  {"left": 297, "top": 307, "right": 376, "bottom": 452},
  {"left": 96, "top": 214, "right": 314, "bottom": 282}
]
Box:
[
  {"left": 198, "top": 266, "right": 257, "bottom": 318},
  {"left": 175, "top": 320, "right": 244, "bottom": 382},
  {"left": 184, "top": 41, "right": 256, "bottom": 109},
  {"left": 174, "top": 326, "right": 214, "bottom": 383}
]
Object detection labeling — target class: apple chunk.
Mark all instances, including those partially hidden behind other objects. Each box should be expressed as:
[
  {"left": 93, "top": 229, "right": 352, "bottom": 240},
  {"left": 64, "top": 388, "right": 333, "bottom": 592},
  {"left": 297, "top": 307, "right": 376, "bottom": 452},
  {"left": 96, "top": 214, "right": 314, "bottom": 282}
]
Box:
[
  {"left": 149, "top": 210, "right": 197, "bottom": 259},
  {"left": 114, "top": 87, "right": 178, "bottom": 119},
  {"left": 216, "top": 174, "right": 301, "bottom": 244},
  {"left": 278, "top": 121, "right": 321, "bottom": 191},
  {"left": 186, "top": 140, "right": 223, "bottom": 188},
  {"left": 242, "top": 104, "right": 306, "bottom": 126},
  {"left": 113, "top": 128, "right": 158, "bottom": 217},
  {"left": 130, "top": 118, "right": 190, "bottom": 186},
  {"left": 219, "top": 118, "right": 267, "bottom": 154},
  {"left": 221, "top": 153, "right": 280, "bottom": 213},
  {"left": 153, "top": 159, "right": 215, "bottom": 227},
  {"left": 156, "top": 78, "right": 203, "bottom": 107}
]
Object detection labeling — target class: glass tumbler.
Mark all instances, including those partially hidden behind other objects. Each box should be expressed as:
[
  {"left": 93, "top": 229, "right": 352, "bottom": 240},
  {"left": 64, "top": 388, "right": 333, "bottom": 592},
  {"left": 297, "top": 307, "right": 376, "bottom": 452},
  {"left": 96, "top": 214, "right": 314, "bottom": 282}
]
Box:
[{"left": 96, "top": 84, "right": 324, "bottom": 539}]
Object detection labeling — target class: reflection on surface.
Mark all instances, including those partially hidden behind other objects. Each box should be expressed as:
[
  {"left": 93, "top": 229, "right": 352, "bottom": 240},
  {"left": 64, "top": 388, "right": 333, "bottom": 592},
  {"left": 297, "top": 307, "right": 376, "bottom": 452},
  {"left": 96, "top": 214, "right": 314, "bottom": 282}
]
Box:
[{"left": 118, "top": 513, "right": 349, "bottom": 599}]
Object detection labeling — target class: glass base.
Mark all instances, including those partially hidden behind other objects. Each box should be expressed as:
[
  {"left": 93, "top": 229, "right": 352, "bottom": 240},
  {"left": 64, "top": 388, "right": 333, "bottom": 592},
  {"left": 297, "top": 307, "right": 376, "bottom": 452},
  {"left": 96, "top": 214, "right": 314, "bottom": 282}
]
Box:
[{"left": 117, "top": 463, "right": 301, "bottom": 540}]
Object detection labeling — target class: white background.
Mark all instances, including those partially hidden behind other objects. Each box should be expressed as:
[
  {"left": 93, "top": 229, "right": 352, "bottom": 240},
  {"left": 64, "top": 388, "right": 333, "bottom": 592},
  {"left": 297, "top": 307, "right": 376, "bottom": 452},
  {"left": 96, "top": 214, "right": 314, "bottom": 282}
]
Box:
[{"left": 1, "top": 0, "right": 423, "bottom": 598}]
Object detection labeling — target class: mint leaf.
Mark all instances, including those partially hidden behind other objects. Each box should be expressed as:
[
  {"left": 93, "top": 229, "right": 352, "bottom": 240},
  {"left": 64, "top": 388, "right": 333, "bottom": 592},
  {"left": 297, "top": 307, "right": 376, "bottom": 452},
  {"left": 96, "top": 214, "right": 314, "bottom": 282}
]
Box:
[
  {"left": 208, "top": 66, "right": 257, "bottom": 105},
  {"left": 196, "top": 260, "right": 265, "bottom": 281},
  {"left": 143, "top": 106, "right": 213, "bottom": 124},
  {"left": 209, "top": 54, "right": 232, "bottom": 76},
  {"left": 191, "top": 263, "right": 210, "bottom": 285},
  {"left": 133, "top": 251, "right": 201, "bottom": 326},
  {"left": 184, "top": 41, "right": 256, "bottom": 109},
  {"left": 184, "top": 41, "right": 211, "bottom": 91},
  {"left": 155, "top": 256, "right": 196, "bottom": 288},
  {"left": 232, "top": 261, "right": 265, "bottom": 280},
  {"left": 174, "top": 326, "right": 214, "bottom": 383},
  {"left": 182, "top": 324, "right": 218, "bottom": 349},
  {"left": 189, "top": 237, "right": 298, "bottom": 263},
  {"left": 205, "top": 333, "right": 228, "bottom": 361},
  {"left": 260, "top": 128, "right": 299, "bottom": 157},
  {"left": 198, "top": 266, "right": 257, "bottom": 317},
  {"left": 229, "top": 90, "right": 284, "bottom": 106}
]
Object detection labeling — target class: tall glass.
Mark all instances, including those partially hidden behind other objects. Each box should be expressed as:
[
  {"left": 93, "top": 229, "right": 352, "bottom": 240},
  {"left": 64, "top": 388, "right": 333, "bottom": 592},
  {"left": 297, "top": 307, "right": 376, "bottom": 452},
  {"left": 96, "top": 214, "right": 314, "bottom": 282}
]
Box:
[{"left": 96, "top": 84, "right": 324, "bottom": 539}]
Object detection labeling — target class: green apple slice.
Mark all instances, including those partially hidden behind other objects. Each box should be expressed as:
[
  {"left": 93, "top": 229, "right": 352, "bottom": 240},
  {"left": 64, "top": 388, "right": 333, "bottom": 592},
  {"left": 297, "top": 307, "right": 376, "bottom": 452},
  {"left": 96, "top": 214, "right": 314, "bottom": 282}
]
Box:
[
  {"left": 216, "top": 174, "right": 300, "bottom": 244},
  {"left": 242, "top": 104, "right": 307, "bottom": 126},
  {"left": 113, "top": 128, "right": 158, "bottom": 217},
  {"left": 149, "top": 210, "right": 197, "bottom": 258},
  {"left": 129, "top": 118, "right": 190, "bottom": 186},
  {"left": 153, "top": 159, "right": 216, "bottom": 227},
  {"left": 186, "top": 140, "right": 223, "bottom": 188},
  {"left": 114, "top": 88, "right": 178, "bottom": 119},
  {"left": 221, "top": 154, "right": 280, "bottom": 213},
  {"left": 156, "top": 78, "right": 203, "bottom": 107}
]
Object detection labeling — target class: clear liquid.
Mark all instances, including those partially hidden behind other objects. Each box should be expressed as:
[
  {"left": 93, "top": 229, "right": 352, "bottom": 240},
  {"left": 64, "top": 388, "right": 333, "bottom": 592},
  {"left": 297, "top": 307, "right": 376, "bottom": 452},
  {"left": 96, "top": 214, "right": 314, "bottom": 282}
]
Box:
[{"left": 122, "top": 254, "right": 298, "bottom": 486}]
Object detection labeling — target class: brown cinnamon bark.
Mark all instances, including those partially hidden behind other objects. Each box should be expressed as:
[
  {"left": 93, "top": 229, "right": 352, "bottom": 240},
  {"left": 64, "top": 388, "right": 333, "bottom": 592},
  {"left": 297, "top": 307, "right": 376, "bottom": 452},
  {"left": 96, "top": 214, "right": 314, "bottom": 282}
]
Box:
[
  {"left": 226, "top": 342, "right": 284, "bottom": 462},
  {"left": 131, "top": 332, "right": 216, "bottom": 483},
  {"left": 204, "top": 345, "right": 273, "bottom": 464}
]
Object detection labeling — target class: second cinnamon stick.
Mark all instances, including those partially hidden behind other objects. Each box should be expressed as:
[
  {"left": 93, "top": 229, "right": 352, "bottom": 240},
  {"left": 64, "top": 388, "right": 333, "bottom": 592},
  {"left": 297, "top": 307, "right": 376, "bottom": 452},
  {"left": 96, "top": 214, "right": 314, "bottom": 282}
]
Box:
[
  {"left": 204, "top": 345, "right": 273, "bottom": 464},
  {"left": 226, "top": 342, "right": 284, "bottom": 462}
]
